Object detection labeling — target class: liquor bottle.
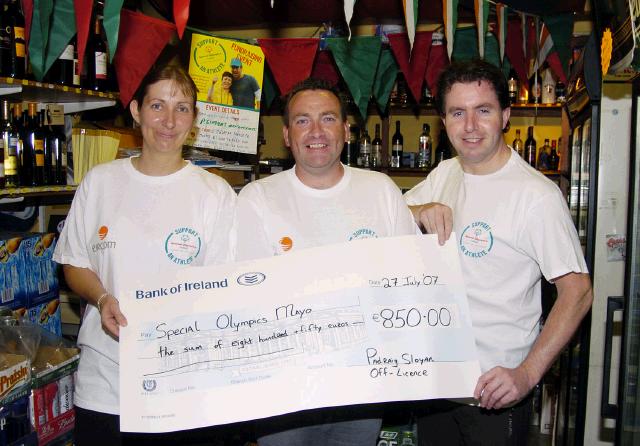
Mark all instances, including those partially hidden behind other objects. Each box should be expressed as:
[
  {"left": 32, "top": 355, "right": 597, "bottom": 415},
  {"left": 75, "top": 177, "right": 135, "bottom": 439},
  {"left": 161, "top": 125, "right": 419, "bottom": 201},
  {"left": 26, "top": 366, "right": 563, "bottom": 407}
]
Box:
[
  {"left": 548, "top": 139, "right": 559, "bottom": 171},
  {"left": 0, "top": 0, "right": 26, "bottom": 78},
  {"left": 528, "top": 62, "right": 542, "bottom": 104},
  {"left": 537, "top": 138, "right": 550, "bottom": 170},
  {"left": 422, "top": 85, "right": 434, "bottom": 106},
  {"left": 47, "top": 121, "right": 66, "bottom": 185},
  {"left": 2, "top": 102, "right": 19, "bottom": 187},
  {"left": 417, "top": 123, "right": 432, "bottom": 168},
  {"left": 41, "top": 110, "right": 53, "bottom": 184},
  {"left": 49, "top": 37, "right": 75, "bottom": 85},
  {"left": 524, "top": 126, "right": 537, "bottom": 167},
  {"left": 433, "top": 130, "right": 452, "bottom": 167},
  {"left": 512, "top": 129, "right": 524, "bottom": 158},
  {"left": 341, "top": 123, "right": 356, "bottom": 166},
  {"left": 371, "top": 123, "right": 383, "bottom": 168},
  {"left": 359, "top": 128, "right": 371, "bottom": 168},
  {"left": 391, "top": 120, "right": 403, "bottom": 168},
  {"left": 0, "top": 100, "right": 8, "bottom": 188},
  {"left": 84, "top": 16, "right": 108, "bottom": 91},
  {"left": 507, "top": 69, "right": 519, "bottom": 105},
  {"left": 10, "top": 103, "right": 22, "bottom": 186},
  {"left": 541, "top": 67, "right": 556, "bottom": 105},
  {"left": 555, "top": 82, "right": 566, "bottom": 103}
]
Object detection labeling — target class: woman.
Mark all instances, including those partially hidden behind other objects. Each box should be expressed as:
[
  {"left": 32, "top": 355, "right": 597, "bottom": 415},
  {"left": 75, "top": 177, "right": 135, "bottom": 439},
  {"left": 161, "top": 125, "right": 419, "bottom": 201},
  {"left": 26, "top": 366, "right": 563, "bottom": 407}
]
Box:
[
  {"left": 53, "top": 64, "right": 237, "bottom": 445},
  {"left": 206, "top": 71, "right": 233, "bottom": 105}
]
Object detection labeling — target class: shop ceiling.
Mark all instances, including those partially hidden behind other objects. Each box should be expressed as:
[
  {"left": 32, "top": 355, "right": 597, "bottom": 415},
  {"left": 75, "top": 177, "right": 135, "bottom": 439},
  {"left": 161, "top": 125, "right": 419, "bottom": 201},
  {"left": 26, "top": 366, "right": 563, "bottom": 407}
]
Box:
[{"left": 150, "top": 0, "right": 588, "bottom": 30}]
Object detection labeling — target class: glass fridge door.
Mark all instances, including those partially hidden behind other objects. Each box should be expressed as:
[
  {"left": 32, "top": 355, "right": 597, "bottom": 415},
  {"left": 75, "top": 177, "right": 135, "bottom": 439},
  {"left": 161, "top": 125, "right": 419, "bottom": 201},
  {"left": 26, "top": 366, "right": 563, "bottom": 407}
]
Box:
[{"left": 617, "top": 92, "right": 640, "bottom": 444}]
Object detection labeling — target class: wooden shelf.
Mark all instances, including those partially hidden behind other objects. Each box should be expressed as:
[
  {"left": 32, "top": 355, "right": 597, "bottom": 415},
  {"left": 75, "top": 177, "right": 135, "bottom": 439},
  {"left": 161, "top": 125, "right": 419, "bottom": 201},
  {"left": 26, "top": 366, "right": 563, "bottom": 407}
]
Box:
[
  {"left": 0, "top": 77, "right": 117, "bottom": 113},
  {"left": 0, "top": 185, "right": 77, "bottom": 200}
]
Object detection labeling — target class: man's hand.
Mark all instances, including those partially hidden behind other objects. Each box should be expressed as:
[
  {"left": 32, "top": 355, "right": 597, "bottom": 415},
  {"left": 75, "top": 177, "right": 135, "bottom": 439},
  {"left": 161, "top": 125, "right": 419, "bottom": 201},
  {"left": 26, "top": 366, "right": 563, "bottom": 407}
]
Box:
[
  {"left": 410, "top": 203, "right": 453, "bottom": 245},
  {"left": 100, "top": 295, "right": 128, "bottom": 339},
  {"left": 474, "top": 365, "right": 534, "bottom": 410}
]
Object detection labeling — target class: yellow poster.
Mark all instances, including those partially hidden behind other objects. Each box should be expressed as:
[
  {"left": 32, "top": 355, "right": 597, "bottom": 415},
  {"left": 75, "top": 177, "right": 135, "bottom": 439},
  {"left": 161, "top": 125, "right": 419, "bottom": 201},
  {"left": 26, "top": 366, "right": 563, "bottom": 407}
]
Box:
[{"left": 187, "top": 33, "right": 264, "bottom": 154}]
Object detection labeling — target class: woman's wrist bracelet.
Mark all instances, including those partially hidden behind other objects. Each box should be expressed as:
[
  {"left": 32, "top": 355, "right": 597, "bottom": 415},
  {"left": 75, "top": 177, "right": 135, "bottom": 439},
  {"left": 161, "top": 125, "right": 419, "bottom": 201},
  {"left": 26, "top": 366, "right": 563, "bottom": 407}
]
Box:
[{"left": 97, "top": 292, "right": 110, "bottom": 314}]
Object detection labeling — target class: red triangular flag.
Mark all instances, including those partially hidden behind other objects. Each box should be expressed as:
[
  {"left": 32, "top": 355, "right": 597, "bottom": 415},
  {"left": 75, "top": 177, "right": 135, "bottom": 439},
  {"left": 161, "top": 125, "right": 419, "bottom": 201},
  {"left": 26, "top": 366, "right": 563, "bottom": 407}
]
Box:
[
  {"left": 505, "top": 19, "right": 527, "bottom": 87},
  {"left": 546, "top": 51, "right": 568, "bottom": 84},
  {"left": 425, "top": 31, "right": 449, "bottom": 94},
  {"left": 257, "top": 38, "right": 318, "bottom": 96},
  {"left": 310, "top": 50, "right": 340, "bottom": 86},
  {"left": 388, "top": 31, "right": 431, "bottom": 103},
  {"left": 74, "top": 0, "right": 93, "bottom": 76},
  {"left": 113, "top": 10, "right": 176, "bottom": 106},
  {"left": 22, "top": 0, "right": 33, "bottom": 44},
  {"left": 173, "top": 0, "right": 190, "bottom": 39}
]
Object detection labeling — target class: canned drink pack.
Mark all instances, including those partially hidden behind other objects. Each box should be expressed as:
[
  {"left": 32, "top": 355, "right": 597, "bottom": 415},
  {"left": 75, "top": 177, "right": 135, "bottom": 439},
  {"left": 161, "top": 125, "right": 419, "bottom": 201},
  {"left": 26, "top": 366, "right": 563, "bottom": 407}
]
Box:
[
  {"left": 43, "top": 381, "right": 60, "bottom": 422},
  {"left": 58, "top": 375, "right": 74, "bottom": 414}
]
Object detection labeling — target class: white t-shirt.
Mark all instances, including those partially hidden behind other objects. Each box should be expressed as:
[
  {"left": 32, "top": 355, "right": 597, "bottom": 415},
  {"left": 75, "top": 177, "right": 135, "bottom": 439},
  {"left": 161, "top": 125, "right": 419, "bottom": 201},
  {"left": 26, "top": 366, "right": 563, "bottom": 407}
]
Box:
[
  {"left": 236, "top": 165, "right": 418, "bottom": 260},
  {"left": 53, "top": 158, "right": 237, "bottom": 414},
  {"left": 404, "top": 149, "right": 588, "bottom": 372}
]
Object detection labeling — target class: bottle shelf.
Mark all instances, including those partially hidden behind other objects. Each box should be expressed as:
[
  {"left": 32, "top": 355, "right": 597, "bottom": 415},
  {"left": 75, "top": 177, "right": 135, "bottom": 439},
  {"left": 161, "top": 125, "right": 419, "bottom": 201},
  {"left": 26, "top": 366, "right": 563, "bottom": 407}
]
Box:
[
  {"left": 0, "top": 77, "right": 117, "bottom": 113},
  {"left": 0, "top": 185, "right": 77, "bottom": 199}
]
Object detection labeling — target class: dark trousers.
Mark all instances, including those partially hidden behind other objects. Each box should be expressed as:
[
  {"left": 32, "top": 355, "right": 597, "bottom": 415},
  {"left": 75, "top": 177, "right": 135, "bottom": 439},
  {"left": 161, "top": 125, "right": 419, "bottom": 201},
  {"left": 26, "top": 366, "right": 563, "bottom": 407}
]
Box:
[
  {"left": 74, "top": 406, "right": 253, "bottom": 446},
  {"left": 416, "top": 397, "right": 532, "bottom": 446}
]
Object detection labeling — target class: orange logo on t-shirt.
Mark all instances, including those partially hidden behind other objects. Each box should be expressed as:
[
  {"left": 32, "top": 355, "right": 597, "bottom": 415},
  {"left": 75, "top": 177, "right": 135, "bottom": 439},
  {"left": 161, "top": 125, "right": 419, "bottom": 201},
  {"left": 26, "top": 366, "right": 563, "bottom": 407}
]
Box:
[
  {"left": 279, "top": 236, "right": 293, "bottom": 252},
  {"left": 98, "top": 226, "right": 109, "bottom": 240}
]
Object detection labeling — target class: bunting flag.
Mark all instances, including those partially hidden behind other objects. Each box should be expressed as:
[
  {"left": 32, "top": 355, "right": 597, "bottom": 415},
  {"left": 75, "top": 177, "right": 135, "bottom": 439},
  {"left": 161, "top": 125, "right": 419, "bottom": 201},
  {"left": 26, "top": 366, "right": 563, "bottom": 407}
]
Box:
[
  {"left": 344, "top": 0, "right": 356, "bottom": 39},
  {"left": 103, "top": 0, "right": 125, "bottom": 62},
  {"left": 520, "top": 12, "right": 527, "bottom": 64},
  {"left": 527, "top": 15, "right": 538, "bottom": 77},
  {"left": 113, "top": 9, "right": 176, "bottom": 106},
  {"left": 43, "top": 0, "right": 76, "bottom": 78},
  {"left": 496, "top": 3, "right": 507, "bottom": 63},
  {"left": 452, "top": 27, "right": 510, "bottom": 77},
  {"left": 261, "top": 66, "right": 278, "bottom": 110},
  {"left": 425, "top": 31, "right": 448, "bottom": 95},
  {"left": 74, "top": 0, "right": 92, "bottom": 78},
  {"left": 443, "top": 0, "right": 458, "bottom": 60},
  {"left": 173, "top": 0, "right": 190, "bottom": 39},
  {"left": 22, "top": 0, "right": 33, "bottom": 44},
  {"left": 28, "top": 0, "right": 54, "bottom": 80},
  {"left": 474, "top": 0, "right": 489, "bottom": 59},
  {"left": 535, "top": 23, "right": 553, "bottom": 72},
  {"left": 387, "top": 31, "right": 431, "bottom": 103},
  {"left": 504, "top": 19, "right": 527, "bottom": 86},
  {"left": 310, "top": 50, "right": 341, "bottom": 86},
  {"left": 401, "top": 0, "right": 418, "bottom": 52},
  {"left": 372, "top": 46, "right": 398, "bottom": 111},
  {"left": 542, "top": 14, "right": 574, "bottom": 81},
  {"left": 257, "top": 38, "right": 319, "bottom": 96},
  {"left": 326, "top": 36, "right": 382, "bottom": 119}
]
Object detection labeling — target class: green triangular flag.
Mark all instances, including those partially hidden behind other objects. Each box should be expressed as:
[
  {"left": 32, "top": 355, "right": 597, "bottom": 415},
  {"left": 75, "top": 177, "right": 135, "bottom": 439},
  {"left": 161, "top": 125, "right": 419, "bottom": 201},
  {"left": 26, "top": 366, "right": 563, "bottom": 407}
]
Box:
[
  {"left": 28, "top": 0, "right": 54, "bottom": 80},
  {"left": 262, "top": 66, "right": 279, "bottom": 111},
  {"left": 453, "top": 27, "right": 511, "bottom": 78},
  {"left": 372, "top": 47, "right": 397, "bottom": 112},
  {"left": 327, "top": 36, "right": 381, "bottom": 119},
  {"left": 104, "top": 0, "right": 125, "bottom": 62},
  {"left": 542, "top": 14, "right": 574, "bottom": 80},
  {"left": 43, "top": 0, "right": 76, "bottom": 78}
]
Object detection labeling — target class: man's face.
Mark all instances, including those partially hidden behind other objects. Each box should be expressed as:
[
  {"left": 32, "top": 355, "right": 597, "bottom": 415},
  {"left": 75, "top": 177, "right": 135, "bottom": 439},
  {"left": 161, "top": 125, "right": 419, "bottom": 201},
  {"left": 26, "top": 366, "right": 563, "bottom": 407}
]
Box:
[
  {"left": 231, "top": 65, "right": 242, "bottom": 79},
  {"left": 283, "top": 89, "right": 348, "bottom": 183},
  {"left": 442, "top": 80, "right": 510, "bottom": 173}
]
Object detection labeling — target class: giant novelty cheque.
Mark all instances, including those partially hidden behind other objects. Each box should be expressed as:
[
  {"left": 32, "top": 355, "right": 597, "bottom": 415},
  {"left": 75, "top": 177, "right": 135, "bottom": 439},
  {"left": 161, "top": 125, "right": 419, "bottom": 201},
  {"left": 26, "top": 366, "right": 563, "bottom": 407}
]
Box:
[{"left": 119, "top": 234, "right": 481, "bottom": 432}]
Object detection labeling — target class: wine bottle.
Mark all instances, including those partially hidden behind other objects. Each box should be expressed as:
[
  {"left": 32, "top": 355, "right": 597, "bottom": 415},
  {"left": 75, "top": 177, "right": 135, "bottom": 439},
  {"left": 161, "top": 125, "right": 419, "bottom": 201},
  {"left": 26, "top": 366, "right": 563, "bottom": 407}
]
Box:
[
  {"left": 84, "top": 16, "right": 108, "bottom": 91},
  {"left": 49, "top": 37, "right": 76, "bottom": 85},
  {"left": 548, "top": 140, "right": 559, "bottom": 171},
  {"left": 433, "top": 130, "right": 452, "bottom": 168},
  {"left": 512, "top": 129, "right": 524, "bottom": 158},
  {"left": 537, "top": 138, "right": 550, "bottom": 170},
  {"left": 371, "top": 123, "right": 383, "bottom": 168},
  {"left": 507, "top": 69, "right": 519, "bottom": 105},
  {"left": 359, "top": 128, "right": 371, "bottom": 168},
  {"left": 0, "top": 0, "right": 26, "bottom": 78},
  {"left": 23, "top": 103, "right": 45, "bottom": 186},
  {"left": 2, "top": 102, "right": 19, "bottom": 187},
  {"left": 0, "top": 100, "right": 7, "bottom": 188},
  {"left": 417, "top": 123, "right": 432, "bottom": 168},
  {"left": 524, "top": 126, "right": 537, "bottom": 167},
  {"left": 391, "top": 120, "right": 403, "bottom": 168},
  {"left": 41, "top": 110, "right": 53, "bottom": 184},
  {"left": 341, "top": 123, "right": 357, "bottom": 166}
]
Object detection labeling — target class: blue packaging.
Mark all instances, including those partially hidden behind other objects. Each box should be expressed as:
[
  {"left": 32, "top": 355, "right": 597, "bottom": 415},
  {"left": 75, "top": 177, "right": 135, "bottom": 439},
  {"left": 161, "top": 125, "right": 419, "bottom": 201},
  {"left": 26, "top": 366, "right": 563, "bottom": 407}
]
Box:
[
  {"left": 26, "top": 298, "right": 61, "bottom": 337},
  {"left": 0, "top": 235, "right": 29, "bottom": 310},
  {"left": 0, "top": 396, "right": 33, "bottom": 446},
  {"left": 21, "top": 234, "right": 58, "bottom": 307}
]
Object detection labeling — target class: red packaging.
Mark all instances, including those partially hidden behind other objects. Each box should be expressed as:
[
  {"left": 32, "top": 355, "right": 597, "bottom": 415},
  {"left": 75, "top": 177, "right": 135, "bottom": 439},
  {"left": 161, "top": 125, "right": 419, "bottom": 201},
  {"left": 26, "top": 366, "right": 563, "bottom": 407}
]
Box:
[
  {"left": 43, "top": 382, "right": 60, "bottom": 421},
  {"left": 30, "top": 387, "right": 47, "bottom": 428}
]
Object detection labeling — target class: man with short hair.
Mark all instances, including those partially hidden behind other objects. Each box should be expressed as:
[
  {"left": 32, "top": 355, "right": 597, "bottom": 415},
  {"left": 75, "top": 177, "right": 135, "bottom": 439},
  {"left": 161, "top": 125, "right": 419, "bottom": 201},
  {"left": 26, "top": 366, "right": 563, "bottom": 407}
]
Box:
[
  {"left": 405, "top": 59, "right": 593, "bottom": 445},
  {"left": 236, "top": 78, "right": 417, "bottom": 445},
  {"left": 229, "top": 57, "right": 261, "bottom": 109}
]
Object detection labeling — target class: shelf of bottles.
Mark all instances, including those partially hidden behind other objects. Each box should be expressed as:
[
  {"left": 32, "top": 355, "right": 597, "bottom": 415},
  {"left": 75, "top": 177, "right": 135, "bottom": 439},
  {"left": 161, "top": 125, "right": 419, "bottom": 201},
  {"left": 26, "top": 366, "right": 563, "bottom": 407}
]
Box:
[
  {"left": 0, "top": 77, "right": 117, "bottom": 114},
  {"left": 0, "top": 184, "right": 76, "bottom": 198}
]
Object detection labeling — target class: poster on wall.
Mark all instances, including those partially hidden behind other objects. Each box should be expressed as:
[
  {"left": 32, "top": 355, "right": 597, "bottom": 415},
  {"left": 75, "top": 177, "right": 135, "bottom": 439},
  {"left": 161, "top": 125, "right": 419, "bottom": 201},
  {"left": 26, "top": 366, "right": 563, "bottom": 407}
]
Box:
[{"left": 186, "top": 32, "right": 264, "bottom": 155}]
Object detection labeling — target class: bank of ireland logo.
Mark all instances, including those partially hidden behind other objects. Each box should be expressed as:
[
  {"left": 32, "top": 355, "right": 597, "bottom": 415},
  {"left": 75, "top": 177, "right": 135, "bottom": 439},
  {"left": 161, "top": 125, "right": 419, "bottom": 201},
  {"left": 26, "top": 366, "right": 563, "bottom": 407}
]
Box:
[
  {"left": 142, "top": 379, "right": 157, "bottom": 392},
  {"left": 165, "top": 227, "right": 202, "bottom": 265},
  {"left": 459, "top": 221, "right": 494, "bottom": 258},
  {"left": 237, "top": 272, "right": 266, "bottom": 286},
  {"left": 348, "top": 228, "right": 378, "bottom": 241}
]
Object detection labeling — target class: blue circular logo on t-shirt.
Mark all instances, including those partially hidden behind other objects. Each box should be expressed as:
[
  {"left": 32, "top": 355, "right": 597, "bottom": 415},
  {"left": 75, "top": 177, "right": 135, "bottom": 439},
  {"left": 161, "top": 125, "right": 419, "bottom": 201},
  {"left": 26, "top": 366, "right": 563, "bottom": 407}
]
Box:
[{"left": 459, "top": 221, "right": 493, "bottom": 258}]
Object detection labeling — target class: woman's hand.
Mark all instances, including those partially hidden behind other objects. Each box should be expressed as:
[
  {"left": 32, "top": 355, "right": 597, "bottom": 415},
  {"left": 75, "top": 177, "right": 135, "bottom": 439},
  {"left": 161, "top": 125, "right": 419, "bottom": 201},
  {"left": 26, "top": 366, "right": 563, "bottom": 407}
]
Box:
[{"left": 99, "top": 295, "right": 128, "bottom": 339}]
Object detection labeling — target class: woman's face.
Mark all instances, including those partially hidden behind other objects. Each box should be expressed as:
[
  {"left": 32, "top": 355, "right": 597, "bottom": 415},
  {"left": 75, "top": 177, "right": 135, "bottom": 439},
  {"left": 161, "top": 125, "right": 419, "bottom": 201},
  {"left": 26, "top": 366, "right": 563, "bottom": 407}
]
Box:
[
  {"left": 130, "top": 79, "right": 196, "bottom": 157},
  {"left": 222, "top": 75, "right": 232, "bottom": 90}
]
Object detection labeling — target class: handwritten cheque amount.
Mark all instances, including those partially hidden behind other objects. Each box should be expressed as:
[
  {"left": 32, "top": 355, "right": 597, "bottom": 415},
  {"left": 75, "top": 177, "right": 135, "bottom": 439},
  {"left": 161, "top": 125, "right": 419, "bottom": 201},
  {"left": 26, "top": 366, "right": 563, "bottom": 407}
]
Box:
[{"left": 119, "top": 234, "right": 480, "bottom": 432}]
